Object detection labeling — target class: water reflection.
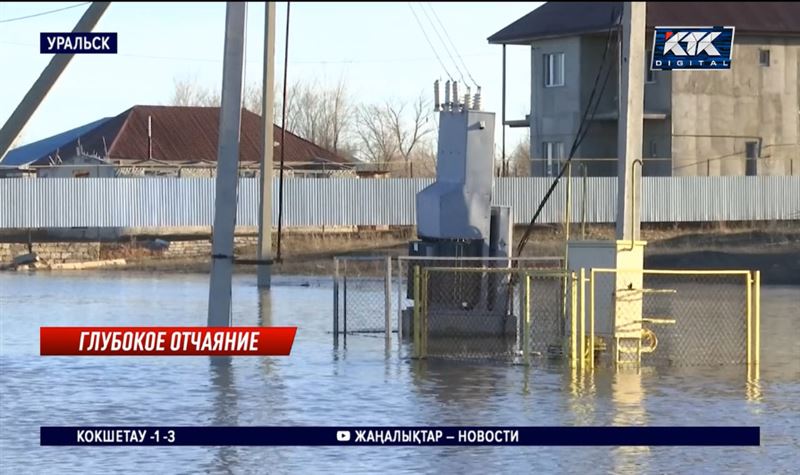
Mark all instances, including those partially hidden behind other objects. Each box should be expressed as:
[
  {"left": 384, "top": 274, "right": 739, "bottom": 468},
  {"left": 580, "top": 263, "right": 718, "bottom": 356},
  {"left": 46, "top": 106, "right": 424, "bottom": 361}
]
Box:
[
  {"left": 257, "top": 289, "right": 276, "bottom": 378},
  {"left": 746, "top": 364, "right": 762, "bottom": 402},
  {"left": 610, "top": 367, "right": 650, "bottom": 474},
  {"left": 409, "top": 359, "right": 513, "bottom": 413},
  {"left": 566, "top": 366, "right": 596, "bottom": 425},
  {"left": 209, "top": 356, "right": 238, "bottom": 473}
]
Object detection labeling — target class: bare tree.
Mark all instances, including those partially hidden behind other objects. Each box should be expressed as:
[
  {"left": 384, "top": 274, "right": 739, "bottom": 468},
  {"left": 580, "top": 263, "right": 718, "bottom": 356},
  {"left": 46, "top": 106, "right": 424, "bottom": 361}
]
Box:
[
  {"left": 169, "top": 77, "right": 264, "bottom": 114},
  {"left": 355, "top": 103, "right": 398, "bottom": 167},
  {"left": 167, "top": 76, "right": 439, "bottom": 171},
  {"left": 283, "top": 78, "right": 355, "bottom": 157},
  {"left": 326, "top": 79, "right": 355, "bottom": 156},
  {"left": 356, "top": 93, "right": 434, "bottom": 176},
  {"left": 387, "top": 94, "right": 433, "bottom": 164},
  {"left": 409, "top": 139, "right": 437, "bottom": 177},
  {"left": 508, "top": 135, "right": 532, "bottom": 176},
  {"left": 169, "top": 78, "right": 220, "bottom": 107}
]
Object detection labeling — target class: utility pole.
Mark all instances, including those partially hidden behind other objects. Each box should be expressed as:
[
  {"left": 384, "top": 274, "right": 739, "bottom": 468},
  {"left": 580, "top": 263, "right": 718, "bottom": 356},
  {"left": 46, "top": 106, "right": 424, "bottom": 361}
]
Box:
[
  {"left": 208, "top": 2, "right": 247, "bottom": 327},
  {"left": 257, "top": 2, "right": 277, "bottom": 288},
  {"left": 615, "top": 2, "right": 646, "bottom": 241},
  {"left": 0, "top": 2, "right": 110, "bottom": 162}
]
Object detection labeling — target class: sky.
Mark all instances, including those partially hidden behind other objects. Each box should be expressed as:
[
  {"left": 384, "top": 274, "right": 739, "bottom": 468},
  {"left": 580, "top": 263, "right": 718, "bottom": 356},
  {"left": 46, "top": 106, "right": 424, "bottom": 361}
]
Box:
[{"left": 0, "top": 1, "right": 541, "bottom": 151}]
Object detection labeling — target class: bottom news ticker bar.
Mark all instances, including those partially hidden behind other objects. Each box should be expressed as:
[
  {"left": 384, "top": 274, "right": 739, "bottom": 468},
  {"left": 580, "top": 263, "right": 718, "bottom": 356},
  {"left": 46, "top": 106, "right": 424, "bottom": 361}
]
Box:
[{"left": 40, "top": 426, "right": 760, "bottom": 446}]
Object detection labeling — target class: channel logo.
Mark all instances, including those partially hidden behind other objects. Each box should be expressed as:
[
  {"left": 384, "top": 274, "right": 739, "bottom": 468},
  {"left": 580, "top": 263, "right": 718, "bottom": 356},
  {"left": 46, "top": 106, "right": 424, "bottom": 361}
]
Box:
[
  {"left": 651, "top": 26, "right": 734, "bottom": 70},
  {"left": 336, "top": 430, "right": 351, "bottom": 442}
]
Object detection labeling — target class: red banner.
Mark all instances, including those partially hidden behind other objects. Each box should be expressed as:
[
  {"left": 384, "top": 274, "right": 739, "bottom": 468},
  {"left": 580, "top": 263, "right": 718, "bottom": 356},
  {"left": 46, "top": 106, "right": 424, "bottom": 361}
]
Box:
[{"left": 40, "top": 327, "right": 297, "bottom": 356}]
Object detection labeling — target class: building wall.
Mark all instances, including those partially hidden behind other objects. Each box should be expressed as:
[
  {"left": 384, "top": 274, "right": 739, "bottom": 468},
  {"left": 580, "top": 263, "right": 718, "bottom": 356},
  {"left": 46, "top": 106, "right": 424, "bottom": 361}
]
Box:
[
  {"left": 529, "top": 36, "right": 583, "bottom": 176},
  {"left": 671, "top": 36, "right": 800, "bottom": 176},
  {"left": 530, "top": 34, "right": 673, "bottom": 176},
  {"left": 37, "top": 155, "right": 116, "bottom": 178}
]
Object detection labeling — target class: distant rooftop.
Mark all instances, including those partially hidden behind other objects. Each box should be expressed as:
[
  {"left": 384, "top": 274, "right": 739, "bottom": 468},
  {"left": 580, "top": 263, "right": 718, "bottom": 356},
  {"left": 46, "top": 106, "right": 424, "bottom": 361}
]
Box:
[
  {"left": 2, "top": 105, "right": 349, "bottom": 168},
  {"left": 488, "top": 2, "right": 800, "bottom": 45}
]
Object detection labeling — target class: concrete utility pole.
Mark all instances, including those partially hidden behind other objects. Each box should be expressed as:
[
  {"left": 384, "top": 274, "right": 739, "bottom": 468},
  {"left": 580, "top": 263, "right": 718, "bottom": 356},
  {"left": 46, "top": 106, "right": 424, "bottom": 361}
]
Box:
[
  {"left": 615, "top": 1, "right": 646, "bottom": 241},
  {"left": 257, "top": 2, "right": 277, "bottom": 288},
  {"left": 0, "top": 2, "right": 110, "bottom": 162},
  {"left": 208, "top": 2, "right": 247, "bottom": 327},
  {"left": 566, "top": 1, "right": 648, "bottom": 368}
]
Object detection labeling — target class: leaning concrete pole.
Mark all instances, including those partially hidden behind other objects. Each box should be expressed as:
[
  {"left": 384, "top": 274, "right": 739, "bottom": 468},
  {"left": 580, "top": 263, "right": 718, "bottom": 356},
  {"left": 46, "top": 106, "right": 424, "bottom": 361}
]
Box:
[
  {"left": 208, "top": 2, "right": 247, "bottom": 327},
  {"left": 257, "top": 2, "right": 277, "bottom": 288},
  {"left": 615, "top": 1, "right": 646, "bottom": 241},
  {"left": 0, "top": 2, "right": 110, "bottom": 162}
]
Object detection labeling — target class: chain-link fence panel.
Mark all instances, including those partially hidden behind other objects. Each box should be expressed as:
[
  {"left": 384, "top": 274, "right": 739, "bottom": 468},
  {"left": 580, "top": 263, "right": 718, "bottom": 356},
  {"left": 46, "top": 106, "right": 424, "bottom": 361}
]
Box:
[
  {"left": 640, "top": 272, "right": 749, "bottom": 366},
  {"left": 590, "top": 269, "right": 753, "bottom": 367},
  {"left": 333, "top": 256, "right": 392, "bottom": 338},
  {"left": 527, "top": 273, "right": 570, "bottom": 360},
  {"left": 419, "top": 267, "right": 521, "bottom": 361},
  {"left": 409, "top": 266, "right": 578, "bottom": 364},
  {"left": 395, "top": 256, "right": 565, "bottom": 355}
]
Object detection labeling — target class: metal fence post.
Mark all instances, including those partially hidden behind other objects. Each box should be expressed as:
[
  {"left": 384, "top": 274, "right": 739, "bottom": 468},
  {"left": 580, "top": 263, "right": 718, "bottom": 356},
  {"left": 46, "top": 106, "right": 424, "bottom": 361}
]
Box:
[
  {"left": 579, "top": 268, "right": 586, "bottom": 370},
  {"left": 397, "top": 257, "right": 403, "bottom": 345},
  {"left": 421, "top": 268, "right": 429, "bottom": 359},
  {"left": 385, "top": 256, "right": 392, "bottom": 345},
  {"left": 333, "top": 257, "right": 339, "bottom": 345},
  {"left": 524, "top": 273, "right": 531, "bottom": 365},
  {"left": 589, "top": 269, "right": 596, "bottom": 369},
  {"left": 343, "top": 260, "right": 348, "bottom": 341},
  {"left": 754, "top": 270, "right": 760, "bottom": 366},
  {"left": 746, "top": 271, "right": 752, "bottom": 366},
  {"left": 570, "top": 271, "right": 578, "bottom": 368},
  {"left": 412, "top": 265, "right": 420, "bottom": 359}
]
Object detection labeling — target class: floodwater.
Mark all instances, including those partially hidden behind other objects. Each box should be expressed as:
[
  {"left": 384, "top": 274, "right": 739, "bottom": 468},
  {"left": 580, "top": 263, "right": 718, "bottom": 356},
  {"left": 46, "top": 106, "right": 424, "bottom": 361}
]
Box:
[{"left": 0, "top": 271, "right": 798, "bottom": 474}]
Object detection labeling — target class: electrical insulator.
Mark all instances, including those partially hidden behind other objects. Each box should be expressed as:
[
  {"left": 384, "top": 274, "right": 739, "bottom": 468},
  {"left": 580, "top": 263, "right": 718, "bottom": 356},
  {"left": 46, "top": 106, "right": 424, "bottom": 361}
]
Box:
[
  {"left": 433, "top": 80, "right": 441, "bottom": 111},
  {"left": 452, "top": 81, "right": 459, "bottom": 110},
  {"left": 473, "top": 86, "right": 482, "bottom": 111},
  {"left": 444, "top": 80, "right": 451, "bottom": 110}
]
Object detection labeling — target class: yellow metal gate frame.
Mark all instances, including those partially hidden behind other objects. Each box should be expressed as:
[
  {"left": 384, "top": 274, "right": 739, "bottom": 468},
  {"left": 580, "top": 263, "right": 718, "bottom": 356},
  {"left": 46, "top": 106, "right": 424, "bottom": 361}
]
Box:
[
  {"left": 587, "top": 268, "right": 761, "bottom": 368},
  {"left": 411, "top": 266, "right": 581, "bottom": 363},
  {"left": 408, "top": 265, "right": 761, "bottom": 369}
]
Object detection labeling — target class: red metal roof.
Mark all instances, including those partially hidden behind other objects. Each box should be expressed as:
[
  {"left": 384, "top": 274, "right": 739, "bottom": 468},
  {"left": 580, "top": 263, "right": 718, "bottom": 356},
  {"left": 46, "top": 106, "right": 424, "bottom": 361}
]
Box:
[
  {"left": 110, "top": 105, "right": 349, "bottom": 165},
  {"left": 12, "top": 105, "right": 349, "bottom": 167}
]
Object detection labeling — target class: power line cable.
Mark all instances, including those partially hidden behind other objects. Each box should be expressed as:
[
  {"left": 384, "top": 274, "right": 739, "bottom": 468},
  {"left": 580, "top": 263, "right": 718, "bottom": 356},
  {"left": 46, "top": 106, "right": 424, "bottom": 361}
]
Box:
[
  {"left": 417, "top": 2, "right": 466, "bottom": 84},
  {"left": 277, "top": 1, "right": 291, "bottom": 263},
  {"left": 0, "top": 39, "right": 492, "bottom": 65},
  {"left": 0, "top": 2, "right": 90, "bottom": 23},
  {"left": 425, "top": 2, "right": 478, "bottom": 87},
  {"left": 407, "top": 2, "right": 453, "bottom": 80},
  {"left": 515, "top": 8, "right": 620, "bottom": 258}
]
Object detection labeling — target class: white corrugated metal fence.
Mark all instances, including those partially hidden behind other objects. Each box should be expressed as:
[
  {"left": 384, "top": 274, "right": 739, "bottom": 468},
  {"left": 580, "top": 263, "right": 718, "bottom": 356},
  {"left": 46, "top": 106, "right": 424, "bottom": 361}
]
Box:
[{"left": 1, "top": 176, "right": 798, "bottom": 228}]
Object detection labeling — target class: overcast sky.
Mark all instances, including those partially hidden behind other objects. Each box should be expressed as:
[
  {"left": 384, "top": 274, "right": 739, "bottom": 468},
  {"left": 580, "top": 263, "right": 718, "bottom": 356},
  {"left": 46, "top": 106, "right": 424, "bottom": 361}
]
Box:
[{"left": 1, "top": 2, "right": 542, "bottom": 151}]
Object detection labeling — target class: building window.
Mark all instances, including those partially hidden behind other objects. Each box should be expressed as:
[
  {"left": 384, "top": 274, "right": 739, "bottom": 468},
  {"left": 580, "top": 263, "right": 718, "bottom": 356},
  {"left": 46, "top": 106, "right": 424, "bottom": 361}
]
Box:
[
  {"left": 645, "top": 49, "right": 656, "bottom": 83},
  {"left": 648, "top": 140, "right": 657, "bottom": 158},
  {"left": 759, "top": 49, "right": 770, "bottom": 67},
  {"left": 745, "top": 141, "right": 760, "bottom": 176},
  {"left": 544, "top": 53, "right": 565, "bottom": 87},
  {"left": 542, "top": 141, "right": 564, "bottom": 177}
]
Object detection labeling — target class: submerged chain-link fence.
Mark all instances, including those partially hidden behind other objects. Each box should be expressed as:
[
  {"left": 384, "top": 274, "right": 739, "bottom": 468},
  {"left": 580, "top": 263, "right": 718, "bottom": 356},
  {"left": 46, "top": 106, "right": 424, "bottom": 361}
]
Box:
[
  {"left": 409, "top": 266, "right": 579, "bottom": 363},
  {"left": 333, "top": 256, "right": 392, "bottom": 341},
  {"left": 589, "top": 269, "right": 759, "bottom": 367},
  {"left": 395, "top": 257, "right": 564, "bottom": 355},
  {"left": 332, "top": 256, "right": 761, "bottom": 368},
  {"left": 416, "top": 267, "right": 521, "bottom": 361}
]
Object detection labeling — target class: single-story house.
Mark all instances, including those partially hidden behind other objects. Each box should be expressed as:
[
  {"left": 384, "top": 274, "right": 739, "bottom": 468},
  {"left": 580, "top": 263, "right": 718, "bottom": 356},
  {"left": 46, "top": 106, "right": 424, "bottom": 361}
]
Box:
[{"left": 0, "top": 105, "right": 354, "bottom": 178}]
